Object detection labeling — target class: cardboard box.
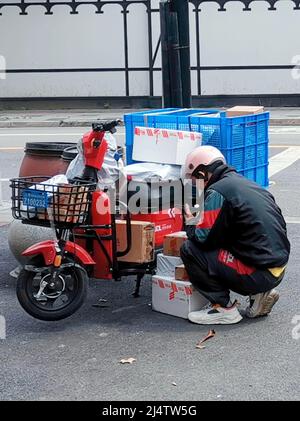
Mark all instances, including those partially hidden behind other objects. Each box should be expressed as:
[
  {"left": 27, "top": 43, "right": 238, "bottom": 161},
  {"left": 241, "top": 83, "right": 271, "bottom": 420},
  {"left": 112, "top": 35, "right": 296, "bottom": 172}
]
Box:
[
  {"left": 175, "top": 264, "right": 189, "bottom": 281},
  {"left": 156, "top": 253, "right": 182, "bottom": 277},
  {"left": 37, "top": 183, "right": 73, "bottom": 222},
  {"left": 226, "top": 106, "right": 264, "bottom": 117},
  {"left": 163, "top": 231, "right": 187, "bottom": 257},
  {"left": 152, "top": 275, "right": 208, "bottom": 319},
  {"left": 116, "top": 220, "right": 155, "bottom": 263},
  {"left": 132, "top": 126, "right": 202, "bottom": 165},
  {"left": 50, "top": 184, "right": 89, "bottom": 224}
]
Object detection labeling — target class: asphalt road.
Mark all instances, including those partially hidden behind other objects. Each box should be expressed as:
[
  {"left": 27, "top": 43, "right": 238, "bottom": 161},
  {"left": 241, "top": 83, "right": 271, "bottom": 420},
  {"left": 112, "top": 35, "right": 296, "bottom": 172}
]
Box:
[{"left": 0, "top": 126, "right": 299, "bottom": 401}]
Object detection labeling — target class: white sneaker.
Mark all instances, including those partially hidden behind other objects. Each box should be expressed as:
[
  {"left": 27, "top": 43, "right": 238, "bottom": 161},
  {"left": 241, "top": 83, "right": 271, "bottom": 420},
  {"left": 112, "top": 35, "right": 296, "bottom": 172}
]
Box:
[
  {"left": 245, "top": 289, "right": 279, "bottom": 318},
  {"left": 188, "top": 303, "right": 243, "bottom": 325}
]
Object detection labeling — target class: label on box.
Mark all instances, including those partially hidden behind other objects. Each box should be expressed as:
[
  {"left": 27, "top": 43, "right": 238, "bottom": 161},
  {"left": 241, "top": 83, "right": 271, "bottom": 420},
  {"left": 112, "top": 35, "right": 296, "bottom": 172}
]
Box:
[
  {"left": 152, "top": 275, "right": 208, "bottom": 319},
  {"left": 132, "top": 127, "right": 202, "bottom": 165}
]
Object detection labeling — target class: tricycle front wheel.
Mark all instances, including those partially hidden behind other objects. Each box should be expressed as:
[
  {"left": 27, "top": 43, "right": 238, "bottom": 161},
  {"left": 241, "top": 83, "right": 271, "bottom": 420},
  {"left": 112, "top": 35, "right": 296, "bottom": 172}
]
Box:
[{"left": 16, "top": 258, "right": 88, "bottom": 321}]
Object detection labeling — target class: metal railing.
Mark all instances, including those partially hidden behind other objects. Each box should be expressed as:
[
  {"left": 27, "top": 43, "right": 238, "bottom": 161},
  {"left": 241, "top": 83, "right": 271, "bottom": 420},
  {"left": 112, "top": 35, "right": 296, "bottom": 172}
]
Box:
[{"left": 0, "top": 0, "right": 299, "bottom": 99}]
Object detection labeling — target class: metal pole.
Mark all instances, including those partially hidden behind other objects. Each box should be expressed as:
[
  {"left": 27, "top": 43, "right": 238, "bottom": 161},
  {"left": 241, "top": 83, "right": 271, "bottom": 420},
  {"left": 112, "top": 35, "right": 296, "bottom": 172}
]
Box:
[
  {"left": 171, "top": 0, "right": 192, "bottom": 107},
  {"left": 160, "top": 0, "right": 172, "bottom": 107},
  {"left": 168, "top": 12, "right": 183, "bottom": 107},
  {"left": 160, "top": 0, "right": 183, "bottom": 108}
]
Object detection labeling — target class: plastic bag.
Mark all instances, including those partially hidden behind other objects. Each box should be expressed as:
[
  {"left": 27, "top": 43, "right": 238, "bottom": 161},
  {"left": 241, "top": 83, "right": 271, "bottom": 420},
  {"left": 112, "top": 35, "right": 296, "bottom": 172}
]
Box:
[
  {"left": 119, "top": 162, "right": 182, "bottom": 213},
  {"left": 66, "top": 133, "right": 123, "bottom": 189},
  {"left": 123, "top": 162, "right": 181, "bottom": 182}
]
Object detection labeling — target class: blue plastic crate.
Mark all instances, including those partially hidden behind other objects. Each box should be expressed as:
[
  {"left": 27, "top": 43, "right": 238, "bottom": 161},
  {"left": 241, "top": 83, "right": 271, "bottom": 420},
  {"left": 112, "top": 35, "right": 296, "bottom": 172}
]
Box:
[
  {"left": 190, "top": 112, "right": 270, "bottom": 186},
  {"left": 124, "top": 109, "right": 269, "bottom": 187},
  {"left": 124, "top": 108, "right": 220, "bottom": 165},
  {"left": 241, "top": 164, "right": 269, "bottom": 188}
]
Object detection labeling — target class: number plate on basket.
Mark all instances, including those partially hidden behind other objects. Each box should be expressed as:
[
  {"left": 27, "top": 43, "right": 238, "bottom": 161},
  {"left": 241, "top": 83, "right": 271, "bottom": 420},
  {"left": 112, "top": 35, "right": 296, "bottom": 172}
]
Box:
[{"left": 22, "top": 190, "right": 49, "bottom": 208}]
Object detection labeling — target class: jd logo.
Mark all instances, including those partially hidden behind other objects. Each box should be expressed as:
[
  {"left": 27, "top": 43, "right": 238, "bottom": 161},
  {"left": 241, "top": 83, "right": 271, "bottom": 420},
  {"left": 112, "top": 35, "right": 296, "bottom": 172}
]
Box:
[
  {"left": 291, "top": 315, "right": 300, "bottom": 340},
  {"left": 0, "top": 315, "right": 6, "bottom": 340}
]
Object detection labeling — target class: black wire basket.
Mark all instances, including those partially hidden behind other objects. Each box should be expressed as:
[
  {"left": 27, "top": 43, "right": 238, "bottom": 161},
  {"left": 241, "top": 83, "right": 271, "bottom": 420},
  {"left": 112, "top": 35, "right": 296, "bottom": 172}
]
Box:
[{"left": 11, "top": 176, "right": 97, "bottom": 228}]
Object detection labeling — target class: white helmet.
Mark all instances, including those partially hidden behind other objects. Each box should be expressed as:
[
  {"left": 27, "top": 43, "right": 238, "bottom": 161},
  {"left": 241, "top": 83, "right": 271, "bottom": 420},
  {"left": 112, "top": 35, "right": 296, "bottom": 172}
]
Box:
[{"left": 182, "top": 146, "right": 226, "bottom": 180}]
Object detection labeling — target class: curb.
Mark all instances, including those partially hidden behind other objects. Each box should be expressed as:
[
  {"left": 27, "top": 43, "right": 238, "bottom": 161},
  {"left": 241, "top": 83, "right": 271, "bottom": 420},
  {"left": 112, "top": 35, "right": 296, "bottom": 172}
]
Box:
[
  {"left": 0, "top": 206, "right": 12, "bottom": 226},
  {"left": 0, "top": 118, "right": 118, "bottom": 129}
]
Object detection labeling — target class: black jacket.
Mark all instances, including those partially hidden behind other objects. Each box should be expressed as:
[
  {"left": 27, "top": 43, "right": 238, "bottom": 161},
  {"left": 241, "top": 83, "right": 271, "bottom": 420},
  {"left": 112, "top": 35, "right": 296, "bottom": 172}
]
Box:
[{"left": 186, "top": 165, "right": 290, "bottom": 269}]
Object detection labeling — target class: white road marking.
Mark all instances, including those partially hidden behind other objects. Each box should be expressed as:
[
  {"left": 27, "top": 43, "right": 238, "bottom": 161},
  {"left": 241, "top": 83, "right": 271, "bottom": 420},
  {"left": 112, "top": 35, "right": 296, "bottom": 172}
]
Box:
[
  {"left": 0, "top": 132, "right": 124, "bottom": 136},
  {"left": 285, "top": 217, "right": 300, "bottom": 224},
  {"left": 269, "top": 128, "right": 300, "bottom": 134},
  {"left": 269, "top": 147, "right": 300, "bottom": 177},
  {"left": 0, "top": 147, "right": 23, "bottom": 150},
  {"left": 269, "top": 145, "right": 300, "bottom": 148},
  {"left": 0, "top": 133, "right": 83, "bottom": 136},
  {"left": 4, "top": 143, "right": 282, "bottom": 152}
]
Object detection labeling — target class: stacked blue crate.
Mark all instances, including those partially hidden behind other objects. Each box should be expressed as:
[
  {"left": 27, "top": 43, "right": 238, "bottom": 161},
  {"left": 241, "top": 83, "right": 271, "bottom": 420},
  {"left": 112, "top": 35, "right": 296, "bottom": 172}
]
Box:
[
  {"left": 124, "top": 108, "right": 219, "bottom": 165},
  {"left": 189, "top": 112, "right": 269, "bottom": 187},
  {"left": 124, "top": 109, "right": 269, "bottom": 187}
]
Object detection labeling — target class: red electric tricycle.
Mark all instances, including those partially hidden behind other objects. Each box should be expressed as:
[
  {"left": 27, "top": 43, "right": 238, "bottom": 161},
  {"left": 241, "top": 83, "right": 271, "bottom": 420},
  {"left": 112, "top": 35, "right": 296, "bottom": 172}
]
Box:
[{"left": 10, "top": 120, "right": 183, "bottom": 321}]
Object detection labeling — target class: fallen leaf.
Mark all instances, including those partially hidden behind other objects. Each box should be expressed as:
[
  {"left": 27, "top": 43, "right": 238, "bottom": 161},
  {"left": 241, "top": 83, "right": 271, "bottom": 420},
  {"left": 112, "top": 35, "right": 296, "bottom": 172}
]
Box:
[
  {"left": 119, "top": 357, "right": 136, "bottom": 364},
  {"left": 196, "top": 329, "right": 216, "bottom": 348}
]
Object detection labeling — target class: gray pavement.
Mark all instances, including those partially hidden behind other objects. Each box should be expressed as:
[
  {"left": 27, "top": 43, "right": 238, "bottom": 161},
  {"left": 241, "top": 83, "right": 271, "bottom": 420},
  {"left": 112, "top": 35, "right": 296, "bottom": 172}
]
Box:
[
  {"left": 0, "top": 125, "right": 299, "bottom": 401},
  {"left": 1, "top": 107, "right": 300, "bottom": 127},
  {"left": 0, "top": 220, "right": 299, "bottom": 400}
]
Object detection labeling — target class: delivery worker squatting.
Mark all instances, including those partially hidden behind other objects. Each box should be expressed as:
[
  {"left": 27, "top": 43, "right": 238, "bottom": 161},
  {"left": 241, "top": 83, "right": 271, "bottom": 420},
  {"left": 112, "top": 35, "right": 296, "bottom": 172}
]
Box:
[{"left": 180, "top": 145, "right": 290, "bottom": 325}]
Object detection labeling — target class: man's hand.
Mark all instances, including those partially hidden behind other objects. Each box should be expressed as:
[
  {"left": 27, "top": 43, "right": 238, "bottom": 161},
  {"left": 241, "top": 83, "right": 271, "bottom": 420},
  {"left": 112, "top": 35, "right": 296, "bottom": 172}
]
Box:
[{"left": 184, "top": 204, "right": 198, "bottom": 225}]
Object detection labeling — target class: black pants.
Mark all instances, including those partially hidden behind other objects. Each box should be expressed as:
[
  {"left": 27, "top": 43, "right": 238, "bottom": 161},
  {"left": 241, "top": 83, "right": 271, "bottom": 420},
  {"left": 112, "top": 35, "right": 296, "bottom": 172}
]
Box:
[{"left": 180, "top": 240, "right": 284, "bottom": 307}]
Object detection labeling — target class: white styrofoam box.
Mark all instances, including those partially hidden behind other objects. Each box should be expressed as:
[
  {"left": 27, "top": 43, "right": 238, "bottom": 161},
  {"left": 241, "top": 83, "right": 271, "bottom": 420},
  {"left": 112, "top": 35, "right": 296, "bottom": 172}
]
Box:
[
  {"left": 156, "top": 253, "right": 182, "bottom": 278},
  {"left": 132, "top": 127, "right": 202, "bottom": 165},
  {"left": 152, "top": 275, "right": 208, "bottom": 319}
]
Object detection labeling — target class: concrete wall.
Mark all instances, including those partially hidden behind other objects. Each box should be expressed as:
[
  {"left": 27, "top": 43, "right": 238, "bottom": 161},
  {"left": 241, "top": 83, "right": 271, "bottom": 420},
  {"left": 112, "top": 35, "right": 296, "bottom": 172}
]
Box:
[{"left": 0, "top": 0, "right": 299, "bottom": 98}]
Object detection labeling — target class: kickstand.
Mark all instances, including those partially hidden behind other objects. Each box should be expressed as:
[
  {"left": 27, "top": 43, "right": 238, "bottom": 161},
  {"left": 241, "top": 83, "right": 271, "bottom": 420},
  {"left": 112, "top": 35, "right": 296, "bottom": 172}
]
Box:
[{"left": 132, "top": 274, "right": 143, "bottom": 298}]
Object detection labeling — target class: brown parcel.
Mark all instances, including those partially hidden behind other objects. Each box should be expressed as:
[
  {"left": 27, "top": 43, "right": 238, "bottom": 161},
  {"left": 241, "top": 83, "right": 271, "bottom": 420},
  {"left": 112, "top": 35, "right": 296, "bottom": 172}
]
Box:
[
  {"left": 50, "top": 184, "right": 88, "bottom": 223},
  {"left": 116, "top": 220, "right": 155, "bottom": 263},
  {"left": 55, "top": 184, "right": 75, "bottom": 223},
  {"left": 37, "top": 183, "right": 73, "bottom": 223},
  {"left": 163, "top": 231, "right": 187, "bottom": 257},
  {"left": 175, "top": 264, "right": 189, "bottom": 281},
  {"left": 226, "top": 106, "right": 264, "bottom": 117}
]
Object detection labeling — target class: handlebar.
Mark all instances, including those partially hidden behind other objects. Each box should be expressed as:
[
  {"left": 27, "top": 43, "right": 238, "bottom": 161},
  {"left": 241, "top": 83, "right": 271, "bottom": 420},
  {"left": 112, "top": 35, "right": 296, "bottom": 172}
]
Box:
[{"left": 92, "top": 119, "right": 123, "bottom": 134}]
